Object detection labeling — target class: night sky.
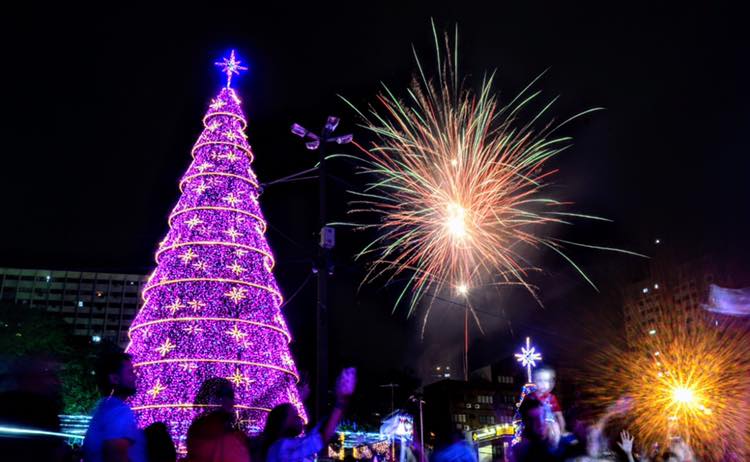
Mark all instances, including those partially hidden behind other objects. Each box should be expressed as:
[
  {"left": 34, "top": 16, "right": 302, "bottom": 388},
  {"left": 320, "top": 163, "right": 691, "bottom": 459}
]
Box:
[{"left": 2, "top": 4, "right": 749, "bottom": 393}]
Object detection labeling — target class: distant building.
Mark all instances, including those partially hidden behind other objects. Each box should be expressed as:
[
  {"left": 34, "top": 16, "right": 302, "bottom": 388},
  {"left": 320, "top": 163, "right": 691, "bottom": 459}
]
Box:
[
  {"left": 424, "top": 369, "right": 519, "bottom": 462},
  {"left": 0, "top": 267, "right": 147, "bottom": 346},
  {"left": 622, "top": 242, "right": 733, "bottom": 347},
  {"left": 431, "top": 364, "right": 454, "bottom": 381}
]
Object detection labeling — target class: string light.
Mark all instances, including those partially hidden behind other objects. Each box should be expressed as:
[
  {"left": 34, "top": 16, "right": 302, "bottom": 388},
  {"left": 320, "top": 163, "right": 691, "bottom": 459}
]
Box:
[
  {"left": 129, "top": 317, "right": 292, "bottom": 342},
  {"left": 168, "top": 206, "right": 266, "bottom": 233},
  {"left": 179, "top": 171, "right": 260, "bottom": 192},
  {"left": 132, "top": 358, "right": 299, "bottom": 379},
  {"left": 190, "top": 141, "right": 253, "bottom": 161}
]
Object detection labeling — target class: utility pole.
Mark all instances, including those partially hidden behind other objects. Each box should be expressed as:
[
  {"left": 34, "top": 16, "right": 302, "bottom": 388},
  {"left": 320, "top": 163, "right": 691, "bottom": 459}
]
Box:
[
  {"left": 291, "top": 118, "right": 352, "bottom": 420},
  {"left": 464, "top": 304, "right": 469, "bottom": 381},
  {"left": 456, "top": 284, "right": 470, "bottom": 381},
  {"left": 379, "top": 382, "right": 400, "bottom": 416},
  {"left": 410, "top": 395, "right": 426, "bottom": 462}
]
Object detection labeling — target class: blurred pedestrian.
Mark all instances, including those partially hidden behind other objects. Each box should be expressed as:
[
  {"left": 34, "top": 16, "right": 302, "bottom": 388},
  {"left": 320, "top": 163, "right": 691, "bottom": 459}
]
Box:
[
  {"left": 82, "top": 352, "right": 146, "bottom": 462},
  {"left": 185, "top": 377, "right": 248, "bottom": 462},
  {"left": 262, "top": 367, "right": 356, "bottom": 462},
  {"left": 144, "top": 422, "right": 176, "bottom": 462}
]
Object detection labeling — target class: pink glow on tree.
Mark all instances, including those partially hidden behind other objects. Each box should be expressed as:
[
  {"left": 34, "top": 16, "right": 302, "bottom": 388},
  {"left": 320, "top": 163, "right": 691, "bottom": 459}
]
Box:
[{"left": 126, "top": 52, "right": 305, "bottom": 446}]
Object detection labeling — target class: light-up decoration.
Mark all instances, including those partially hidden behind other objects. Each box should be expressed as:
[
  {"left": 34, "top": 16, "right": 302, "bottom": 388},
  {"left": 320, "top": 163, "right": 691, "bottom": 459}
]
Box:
[
  {"left": 214, "top": 49, "right": 248, "bottom": 88},
  {"left": 126, "top": 53, "right": 306, "bottom": 445},
  {"left": 514, "top": 336, "right": 542, "bottom": 383},
  {"left": 512, "top": 336, "right": 543, "bottom": 445},
  {"left": 379, "top": 413, "right": 414, "bottom": 440}
]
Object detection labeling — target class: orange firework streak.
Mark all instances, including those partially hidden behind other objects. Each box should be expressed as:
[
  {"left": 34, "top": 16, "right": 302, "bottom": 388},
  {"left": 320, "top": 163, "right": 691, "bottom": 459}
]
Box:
[{"left": 585, "top": 309, "right": 750, "bottom": 461}]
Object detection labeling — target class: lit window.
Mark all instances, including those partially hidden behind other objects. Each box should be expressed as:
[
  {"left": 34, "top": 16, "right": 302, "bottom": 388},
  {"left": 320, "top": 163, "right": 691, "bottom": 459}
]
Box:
[{"left": 78, "top": 301, "right": 84, "bottom": 308}]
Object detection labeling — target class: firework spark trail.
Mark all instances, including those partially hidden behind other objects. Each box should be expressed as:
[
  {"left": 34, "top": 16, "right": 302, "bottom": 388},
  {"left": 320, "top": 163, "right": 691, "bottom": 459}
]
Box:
[
  {"left": 586, "top": 310, "right": 750, "bottom": 461},
  {"left": 338, "top": 25, "right": 642, "bottom": 333}
]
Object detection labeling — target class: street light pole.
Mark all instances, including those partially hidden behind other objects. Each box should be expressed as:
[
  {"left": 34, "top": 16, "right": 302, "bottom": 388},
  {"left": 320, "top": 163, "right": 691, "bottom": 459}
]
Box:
[
  {"left": 291, "top": 118, "right": 352, "bottom": 421},
  {"left": 410, "top": 395, "right": 426, "bottom": 462}
]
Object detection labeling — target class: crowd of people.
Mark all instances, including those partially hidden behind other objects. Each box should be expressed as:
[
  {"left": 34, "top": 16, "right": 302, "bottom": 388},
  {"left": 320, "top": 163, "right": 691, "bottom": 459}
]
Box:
[
  {"left": 77, "top": 352, "right": 357, "bottom": 462},
  {"left": 504, "top": 367, "right": 698, "bottom": 462},
  {"left": 510, "top": 393, "right": 696, "bottom": 462},
  {"left": 0, "top": 352, "right": 700, "bottom": 462}
]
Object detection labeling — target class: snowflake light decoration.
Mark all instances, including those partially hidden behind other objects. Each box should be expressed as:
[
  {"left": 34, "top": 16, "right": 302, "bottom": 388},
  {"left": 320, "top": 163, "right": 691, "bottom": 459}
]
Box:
[{"left": 515, "top": 336, "right": 542, "bottom": 383}]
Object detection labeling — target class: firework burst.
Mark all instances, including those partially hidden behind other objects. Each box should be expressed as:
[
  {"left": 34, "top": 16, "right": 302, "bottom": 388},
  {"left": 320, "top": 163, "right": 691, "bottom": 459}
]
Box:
[
  {"left": 586, "top": 309, "right": 750, "bottom": 460},
  {"left": 339, "top": 25, "right": 638, "bottom": 331}
]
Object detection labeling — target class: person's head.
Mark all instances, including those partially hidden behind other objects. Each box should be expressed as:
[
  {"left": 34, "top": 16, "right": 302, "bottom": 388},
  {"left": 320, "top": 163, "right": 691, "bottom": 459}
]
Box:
[
  {"left": 263, "top": 403, "right": 303, "bottom": 442},
  {"left": 194, "top": 377, "right": 235, "bottom": 413},
  {"left": 519, "top": 396, "right": 546, "bottom": 439},
  {"left": 95, "top": 352, "right": 136, "bottom": 398},
  {"left": 533, "top": 367, "right": 556, "bottom": 394},
  {"left": 669, "top": 437, "right": 694, "bottom": 462},
  {"left": 144, "top": 422, "right": 176, "bottom": 462}
]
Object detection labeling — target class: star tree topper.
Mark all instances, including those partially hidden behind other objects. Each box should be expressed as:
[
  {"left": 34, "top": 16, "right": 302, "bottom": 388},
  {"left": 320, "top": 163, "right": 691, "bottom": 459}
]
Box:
[
  {"left": 515, "top": 336, "right": 542, "bottom": 383},
  {"left": 214, "top": 50, "right": 247, "bottom": 88}
]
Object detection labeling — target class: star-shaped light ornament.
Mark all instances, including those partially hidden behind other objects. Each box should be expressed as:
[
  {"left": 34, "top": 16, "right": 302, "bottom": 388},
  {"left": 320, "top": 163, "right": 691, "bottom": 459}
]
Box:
[
  {"left": 147, "top": 379, "right": 167, "bottom": 398},
  {"left": 224, "top": 286, "right": 247, "bottom": 304},
  {"left": 221, "top": 152, "right": 240, "bottom": 162},
  {"left": 156, "top": 338, "right": 177, "bottom": 357},
  {"left": 166, "top": 298, "right": 186, "bottom": 314},
  {"left": 222, "top": 193, "right": 242, "bottom": 207},
  {"left": 515, "top": 336, "right": 542, "bottom": 383},
  {"left": 194, "top": 181, "right": 209, "bottom": 195},
  {"left": 214, "top": 50, "right": 248, "bottom": 88},
  {"left": 183, "top": 325, "right": 204, "bottom": 335},
  {"left": 227, "top": 261, "right": 246, "bottom": 276},
  {"left": 193, "top": 260, "right": 208, "bottom": 271},
  {"left": 224, "top": 227, "right": 243, "bottom": 242},
  {"left": 281, "top": 352, "right": 296, "bottom": 369},
  {"left": 226, "top": 368, "right": 252, "bottom": 388},
  {"left": 195, "top": 162, "right": 214, "bottom": 173},
  {"left": 207, "top": 121, "right": 220, "bottom": 132},
  {"left": 179, "top": 363, "right": 198, "bottom": 373},
  {"left": 179, "top": 248, "right": 198, "bottom": 265},
  {"left": 185, "top": 216, "right": 204, "bottom": 229},
  {"left": 226, "top": 324, "right": 248, "bottom": 342},
  {"left": 188, "top": 299, "right": 207, "bottom": 311}
]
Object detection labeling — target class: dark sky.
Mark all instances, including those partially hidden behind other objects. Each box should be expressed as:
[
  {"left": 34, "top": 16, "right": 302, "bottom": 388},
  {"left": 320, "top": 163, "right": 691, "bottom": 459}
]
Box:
[{"left": 2, "top": 4, "right": 749, "bottom": 391}]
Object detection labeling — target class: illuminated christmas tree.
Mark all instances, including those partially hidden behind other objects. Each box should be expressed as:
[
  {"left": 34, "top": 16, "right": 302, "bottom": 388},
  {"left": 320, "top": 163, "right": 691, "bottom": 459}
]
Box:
[{"left": 126, "top": 51, "right": 306, "bottom": 445}]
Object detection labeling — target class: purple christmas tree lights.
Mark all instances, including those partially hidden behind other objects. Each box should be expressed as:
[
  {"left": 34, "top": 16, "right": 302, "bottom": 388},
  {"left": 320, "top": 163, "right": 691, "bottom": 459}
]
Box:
[{"left": 126, "top": 51, "right": 305, "bottom": 445}]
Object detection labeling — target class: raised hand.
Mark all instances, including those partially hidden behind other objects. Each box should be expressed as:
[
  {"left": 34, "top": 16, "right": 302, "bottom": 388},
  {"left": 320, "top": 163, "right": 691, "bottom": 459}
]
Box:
[
  {"left": 335, "top": 367, "right": 357, "bottom": 400},
  {"left": 617, "top": 430, "right": 634, "bottom": 454}
]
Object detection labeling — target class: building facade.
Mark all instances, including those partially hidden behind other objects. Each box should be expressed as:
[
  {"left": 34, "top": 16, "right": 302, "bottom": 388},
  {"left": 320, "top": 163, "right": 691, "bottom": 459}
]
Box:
[
  {"left": 622, "top": 245, "right": 731, "bottom": 347},
  {"left": 0, "top": 267, "right": 147, "bottom": 346},
  {"left": 424, "top": 375, "right": 518, "bottom": 462}
]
